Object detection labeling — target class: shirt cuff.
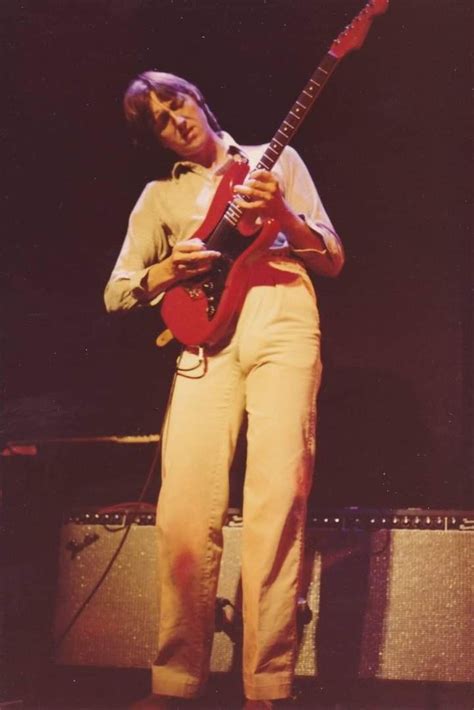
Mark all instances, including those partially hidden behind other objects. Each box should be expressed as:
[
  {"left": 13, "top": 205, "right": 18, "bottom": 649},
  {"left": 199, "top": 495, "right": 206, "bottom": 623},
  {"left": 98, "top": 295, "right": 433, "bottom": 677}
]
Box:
[
  {"left": 297, "top": 214, "right": 342, "bottom": 259},
  {"left": 127, "top": 268, "right": 164, "bottom": 307}
]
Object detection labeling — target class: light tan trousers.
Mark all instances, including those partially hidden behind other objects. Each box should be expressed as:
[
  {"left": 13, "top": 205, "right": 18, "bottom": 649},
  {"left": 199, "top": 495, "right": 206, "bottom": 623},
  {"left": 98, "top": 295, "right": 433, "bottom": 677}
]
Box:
[{"left": 152, "top": 263, "right": 322, "bottom": 700}]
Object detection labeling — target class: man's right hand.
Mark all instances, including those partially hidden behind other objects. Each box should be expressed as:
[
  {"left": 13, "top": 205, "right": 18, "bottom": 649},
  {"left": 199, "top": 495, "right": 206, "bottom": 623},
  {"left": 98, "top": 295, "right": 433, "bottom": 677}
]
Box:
[
  {"left": 141, "top": 238, "right": 221, "bottom": 301},
  {"left": 171, "top": 238, "right": 221, "bottom": 280}
]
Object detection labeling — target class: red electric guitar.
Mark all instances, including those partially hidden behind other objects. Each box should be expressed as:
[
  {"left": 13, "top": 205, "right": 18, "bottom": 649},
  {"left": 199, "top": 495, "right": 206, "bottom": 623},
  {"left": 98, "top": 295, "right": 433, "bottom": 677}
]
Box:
[{"left": 161, "top": 0, "right": 389, "bottom": 348}]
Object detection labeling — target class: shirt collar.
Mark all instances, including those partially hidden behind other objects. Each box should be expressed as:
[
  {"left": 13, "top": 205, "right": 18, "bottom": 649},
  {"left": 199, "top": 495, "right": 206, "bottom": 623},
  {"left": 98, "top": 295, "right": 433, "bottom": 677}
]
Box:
[{"left": 171, "top": 132, "right": 247, "bottom": 179}]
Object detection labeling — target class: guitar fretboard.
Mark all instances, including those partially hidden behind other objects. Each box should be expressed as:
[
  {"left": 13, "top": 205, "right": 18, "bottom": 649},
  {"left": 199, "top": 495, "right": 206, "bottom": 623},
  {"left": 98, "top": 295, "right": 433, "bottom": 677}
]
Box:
[{"left": 224, "top": 51, "right": 339, "bottom": 229}]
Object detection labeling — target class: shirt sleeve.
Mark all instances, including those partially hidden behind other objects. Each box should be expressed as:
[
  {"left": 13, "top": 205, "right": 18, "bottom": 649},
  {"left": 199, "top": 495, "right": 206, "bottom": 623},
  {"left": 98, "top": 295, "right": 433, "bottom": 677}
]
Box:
[
  {"left": 104, "top": 182, "right": 170, "bottom": 312},
  {"left": 279, "top": 146, "right": 344, "bottom": 271}
]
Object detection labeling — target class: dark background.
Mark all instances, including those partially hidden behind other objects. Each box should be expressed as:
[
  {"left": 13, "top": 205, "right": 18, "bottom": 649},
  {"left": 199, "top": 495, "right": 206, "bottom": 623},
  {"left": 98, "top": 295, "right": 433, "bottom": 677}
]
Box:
[{"left": 2, "top": 0, "right": 472, "bottom": 509}]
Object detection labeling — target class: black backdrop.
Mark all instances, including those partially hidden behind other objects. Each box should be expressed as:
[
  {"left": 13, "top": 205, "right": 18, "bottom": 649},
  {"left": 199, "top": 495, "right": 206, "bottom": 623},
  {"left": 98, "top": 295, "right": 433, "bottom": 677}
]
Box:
[{"left": 2, "top": 0, "right": 471, "bottom": 509}]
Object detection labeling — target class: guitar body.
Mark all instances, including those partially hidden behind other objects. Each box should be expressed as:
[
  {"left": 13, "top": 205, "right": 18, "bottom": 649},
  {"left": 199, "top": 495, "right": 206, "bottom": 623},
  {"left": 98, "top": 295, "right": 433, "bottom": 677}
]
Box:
[{"left": 161, "top": 160, "right": 280, "bottom": 347}]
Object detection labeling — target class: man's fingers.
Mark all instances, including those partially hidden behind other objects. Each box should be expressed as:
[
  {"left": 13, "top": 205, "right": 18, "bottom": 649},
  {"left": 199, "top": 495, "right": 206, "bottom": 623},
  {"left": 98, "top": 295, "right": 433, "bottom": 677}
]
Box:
[
  {"left": 175, "top": 249, "right": 220, "bottom": 263},
  {"left": 173, "top": 237, "right": 220, "bottom": 263},
  {"left": 174, "top": 238, "right": 217, "bottom": 253},
  {"left": 175, "top": 258, "right": 215, "bottom": 277},
  {"left": 233, "top": 195, "right": 266, "bottom": 210},
  {"left": 248, "top": 169, "right": 273, "bottom": 182},
  {"left": 234, "top": 184, "right": 270, "bottom": 200},
  {"left": 176, "top": 262, "right": 210, "bottom": 272},
  {"left": 172, "top": 246, "right": 221, "bottom": 280}
]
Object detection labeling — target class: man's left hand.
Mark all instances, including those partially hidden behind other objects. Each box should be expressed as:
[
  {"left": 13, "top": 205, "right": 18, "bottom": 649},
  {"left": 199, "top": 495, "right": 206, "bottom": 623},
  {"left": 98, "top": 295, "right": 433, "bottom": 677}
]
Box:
[{"left": 233, "top": 169, "right": 289, "bottom": 236}]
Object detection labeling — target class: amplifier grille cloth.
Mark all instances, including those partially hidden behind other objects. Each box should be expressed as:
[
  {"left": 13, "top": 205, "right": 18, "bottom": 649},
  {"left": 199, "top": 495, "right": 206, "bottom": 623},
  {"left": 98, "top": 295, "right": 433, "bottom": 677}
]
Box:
[{"left": 54, "top": 523, "right": 473, "bottom": 681}]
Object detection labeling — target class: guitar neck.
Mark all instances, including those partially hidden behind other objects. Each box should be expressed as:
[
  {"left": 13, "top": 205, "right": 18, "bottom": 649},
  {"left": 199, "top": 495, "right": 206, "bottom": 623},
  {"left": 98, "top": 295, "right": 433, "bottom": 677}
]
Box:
[
  {"left": 222, "top": 51, "right": 340, "bottom": 230},
  {"left": 258, "top": 52, "right": 339, "bottom": 171}
]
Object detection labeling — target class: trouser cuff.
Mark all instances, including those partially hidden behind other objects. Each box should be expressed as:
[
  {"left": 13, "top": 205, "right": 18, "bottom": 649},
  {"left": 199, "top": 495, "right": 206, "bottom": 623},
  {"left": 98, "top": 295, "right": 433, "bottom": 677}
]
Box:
[
  {"left": 151, "top": 666, "right": 205, "bottom": 699},
  {"left": 243, "top": 674, "right": 293, "bottom": 701}
]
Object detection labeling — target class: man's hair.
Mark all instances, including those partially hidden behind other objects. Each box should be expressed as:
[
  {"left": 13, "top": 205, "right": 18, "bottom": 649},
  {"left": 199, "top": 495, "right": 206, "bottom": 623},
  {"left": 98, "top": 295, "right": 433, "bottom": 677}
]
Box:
[{"left": 123, "top": 71, "right": 222, "bottom": 169}]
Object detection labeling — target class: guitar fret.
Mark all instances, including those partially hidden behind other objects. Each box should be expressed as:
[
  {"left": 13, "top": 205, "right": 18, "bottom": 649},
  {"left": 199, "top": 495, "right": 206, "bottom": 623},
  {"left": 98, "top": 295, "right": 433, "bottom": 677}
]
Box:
[
  {"left": 303, "top": 89, "right": 313, "bottom": 98},
  {"left": 283, "top": 119, "right": 295, "bottom": 128},
  {"left": 273, "top": 138, "right": 284, "bottom": 147},
  {"left": 319, "top": 67, "right": 328, "bottom": 75},
  {"left": 289, "top": 110, "right": 301, "bottom": 120},
  {"left": 224, "top": 213, "right": 237, "bottom": 226},
  {"left": 267, "top": 145, "right": 280, "bottom": 156},
  {"left": 296, "top": 100, "right": 308, "bottom": 110},
  {"left": 309, "top": 78, "right": 322, "bottom": 87},
  {"left": 259, "top": 157, "right": 272, "bottom": 169}
]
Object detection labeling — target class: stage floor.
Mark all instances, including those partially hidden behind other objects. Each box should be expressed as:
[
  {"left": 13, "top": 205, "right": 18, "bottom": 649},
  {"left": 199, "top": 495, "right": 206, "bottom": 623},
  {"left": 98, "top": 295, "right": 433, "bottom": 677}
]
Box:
[{"left": 3, "top": 668, "right": 472, "bottom": 710}]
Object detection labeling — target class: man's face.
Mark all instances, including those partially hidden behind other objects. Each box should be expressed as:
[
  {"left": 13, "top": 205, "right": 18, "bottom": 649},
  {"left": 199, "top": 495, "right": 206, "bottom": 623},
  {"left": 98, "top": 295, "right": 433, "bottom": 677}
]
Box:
[{"left": 149, "top": 91, "right": 216, "bottom": 161}]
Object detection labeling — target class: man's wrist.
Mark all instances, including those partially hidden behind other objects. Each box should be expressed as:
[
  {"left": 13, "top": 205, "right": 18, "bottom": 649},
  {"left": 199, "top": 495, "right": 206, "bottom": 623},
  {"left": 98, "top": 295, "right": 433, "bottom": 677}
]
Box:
[
  {"left": 276, "top": 204, "right": 299, "bottom": 233},
  {"left": 143, "top": 258, "right": 178, "bottom": 298}
]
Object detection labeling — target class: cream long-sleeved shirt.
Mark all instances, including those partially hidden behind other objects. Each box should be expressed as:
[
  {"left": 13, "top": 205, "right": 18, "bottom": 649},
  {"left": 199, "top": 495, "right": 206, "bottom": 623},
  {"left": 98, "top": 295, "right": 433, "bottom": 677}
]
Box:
[{"left": 104, "top": 134, "right": 343, "bottom": 312}]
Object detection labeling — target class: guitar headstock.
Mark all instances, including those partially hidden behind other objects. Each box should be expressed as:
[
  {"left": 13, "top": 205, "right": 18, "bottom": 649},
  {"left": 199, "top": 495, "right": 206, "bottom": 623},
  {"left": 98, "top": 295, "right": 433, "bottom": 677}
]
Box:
[{"left": 329, "top": 0, "right": 389, "bottom": 59}]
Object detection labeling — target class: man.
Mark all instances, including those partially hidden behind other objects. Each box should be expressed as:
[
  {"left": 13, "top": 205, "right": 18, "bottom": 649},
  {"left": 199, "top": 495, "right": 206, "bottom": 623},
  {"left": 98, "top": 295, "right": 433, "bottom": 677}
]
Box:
[{"left": 105, "top": 71, "right": 344, "bottom": 709}]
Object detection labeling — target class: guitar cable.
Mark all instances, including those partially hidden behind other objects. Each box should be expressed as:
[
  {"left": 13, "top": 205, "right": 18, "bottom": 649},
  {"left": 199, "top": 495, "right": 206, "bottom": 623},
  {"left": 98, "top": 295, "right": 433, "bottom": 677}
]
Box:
[
  {"left": 54, "top": 339, "right": 211, "bottom": 650},
  {"left": 55, "top": 338, "right": 214, "bottom": 652},
  {"left": 175, "top": 345, "right": 208, "bottom": 378},
  {"left": 54, "top": 361, "right": 181, "bottom": 651}
]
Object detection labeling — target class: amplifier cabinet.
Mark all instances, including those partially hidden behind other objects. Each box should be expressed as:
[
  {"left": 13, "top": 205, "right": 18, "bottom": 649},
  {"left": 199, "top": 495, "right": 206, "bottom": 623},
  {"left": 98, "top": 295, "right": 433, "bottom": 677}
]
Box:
[
  {"left": 54, "top": 510, "right": 473, "bottom": 682},
  {"left": 54, "top": 517, "right": 159, "bottom": 670}
]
